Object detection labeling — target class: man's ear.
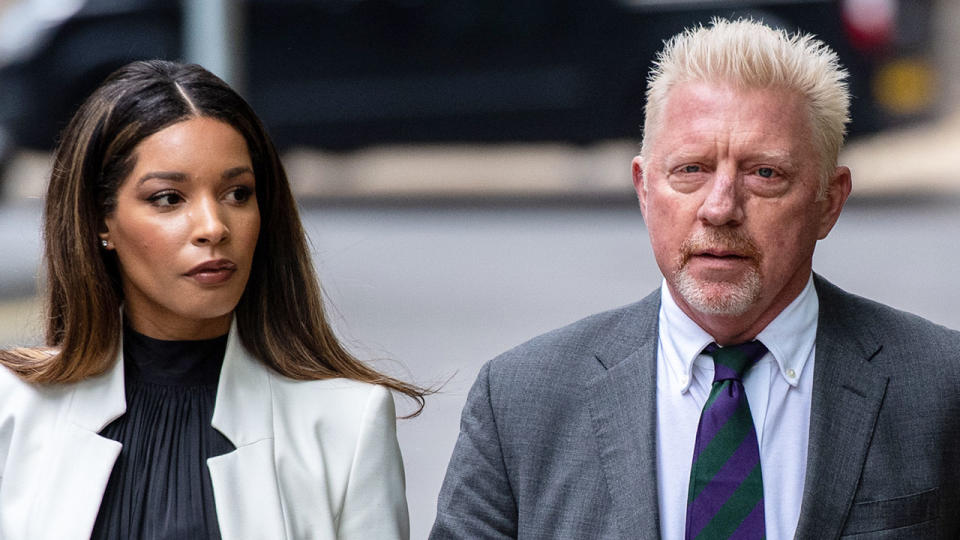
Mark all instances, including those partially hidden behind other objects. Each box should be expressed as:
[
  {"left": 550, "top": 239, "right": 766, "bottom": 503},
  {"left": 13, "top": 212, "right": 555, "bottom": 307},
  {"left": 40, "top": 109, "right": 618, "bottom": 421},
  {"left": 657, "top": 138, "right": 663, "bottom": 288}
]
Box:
[
  {"left": 817, "top": 165, "right": 852, "bottom": 240},
  {"left": 632, "top": 156, "right": 648, "bottom": 217}
]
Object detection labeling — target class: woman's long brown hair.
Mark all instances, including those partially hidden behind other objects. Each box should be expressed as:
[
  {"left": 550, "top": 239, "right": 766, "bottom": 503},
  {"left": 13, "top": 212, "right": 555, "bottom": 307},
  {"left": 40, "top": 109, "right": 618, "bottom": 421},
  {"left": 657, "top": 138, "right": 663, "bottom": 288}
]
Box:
[{"left": 0, "top": 60, "right": 427, "bottom": 415}]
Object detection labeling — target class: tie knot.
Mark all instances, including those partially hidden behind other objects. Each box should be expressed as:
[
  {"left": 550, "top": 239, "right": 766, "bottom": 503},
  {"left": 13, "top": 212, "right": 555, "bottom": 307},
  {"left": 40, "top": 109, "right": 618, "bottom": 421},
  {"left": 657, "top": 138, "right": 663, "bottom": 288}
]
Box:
[{"left": 703, "top": 341, "right": 767, "bottom": 382}]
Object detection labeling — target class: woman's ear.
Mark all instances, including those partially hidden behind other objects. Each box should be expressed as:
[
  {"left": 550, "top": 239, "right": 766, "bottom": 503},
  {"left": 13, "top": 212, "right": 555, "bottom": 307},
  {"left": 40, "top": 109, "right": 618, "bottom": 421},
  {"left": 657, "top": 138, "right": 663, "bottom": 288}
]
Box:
[{"left": 98, "top": 230, "right": 113, "bottom": 250}]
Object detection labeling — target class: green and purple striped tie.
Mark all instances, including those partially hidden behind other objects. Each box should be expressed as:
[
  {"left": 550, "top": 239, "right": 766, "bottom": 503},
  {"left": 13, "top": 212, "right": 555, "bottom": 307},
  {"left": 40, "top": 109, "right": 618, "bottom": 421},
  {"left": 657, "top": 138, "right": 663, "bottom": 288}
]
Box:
[{"left": 685, "top": 341, "right": 767, "bottom": 540}]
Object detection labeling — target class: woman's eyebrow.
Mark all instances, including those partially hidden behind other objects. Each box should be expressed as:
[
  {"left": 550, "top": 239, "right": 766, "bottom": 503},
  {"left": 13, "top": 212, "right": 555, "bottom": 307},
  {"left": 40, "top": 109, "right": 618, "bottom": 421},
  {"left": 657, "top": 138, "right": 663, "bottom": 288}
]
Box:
[
  {"left": 136, "top": 171, "right": 186, "bottom": 186},
  {"left": 222, "top": 166, "right": 254, "bottom": 179},
  {"left": 135, "top": 166, "right": 253, "bottom": 186}
]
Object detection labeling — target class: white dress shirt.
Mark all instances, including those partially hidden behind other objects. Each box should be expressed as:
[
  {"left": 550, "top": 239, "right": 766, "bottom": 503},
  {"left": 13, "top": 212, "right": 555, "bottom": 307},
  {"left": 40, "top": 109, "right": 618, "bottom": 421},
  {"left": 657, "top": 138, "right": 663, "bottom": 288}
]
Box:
[{"left": 655, "top": 276, "right": 818, "bottom": 540}]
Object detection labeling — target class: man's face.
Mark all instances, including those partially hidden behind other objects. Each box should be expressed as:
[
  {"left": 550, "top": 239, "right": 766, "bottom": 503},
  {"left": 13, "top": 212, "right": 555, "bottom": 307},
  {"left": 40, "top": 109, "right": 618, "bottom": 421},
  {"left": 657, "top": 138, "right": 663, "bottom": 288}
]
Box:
[{"left": 633, "top": 81, "right": 850, "bottom": 342}]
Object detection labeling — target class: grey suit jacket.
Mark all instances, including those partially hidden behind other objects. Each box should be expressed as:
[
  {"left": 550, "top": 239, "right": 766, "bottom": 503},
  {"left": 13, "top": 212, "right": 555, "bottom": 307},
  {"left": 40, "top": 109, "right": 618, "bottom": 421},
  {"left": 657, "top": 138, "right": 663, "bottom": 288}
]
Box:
[{"left": 431, "top": 275, "right": 960, "bottom": 539}]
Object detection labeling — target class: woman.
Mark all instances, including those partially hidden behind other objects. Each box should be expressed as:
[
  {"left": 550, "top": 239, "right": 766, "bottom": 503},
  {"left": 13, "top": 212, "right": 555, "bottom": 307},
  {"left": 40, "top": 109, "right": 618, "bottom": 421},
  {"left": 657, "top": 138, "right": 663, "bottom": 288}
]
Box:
[{"left": 0, "top": 60, "right": 425, "bottom": 540}]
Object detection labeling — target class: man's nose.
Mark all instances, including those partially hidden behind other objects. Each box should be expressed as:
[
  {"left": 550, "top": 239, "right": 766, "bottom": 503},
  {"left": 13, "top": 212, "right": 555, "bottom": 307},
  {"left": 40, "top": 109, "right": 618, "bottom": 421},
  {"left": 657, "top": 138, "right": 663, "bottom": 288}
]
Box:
[
  {"left": 191, "top": 197, "right": 229, "bottom": 246},
  {"left": 697, "top": 169, "right": 745, "bottom": 226}
]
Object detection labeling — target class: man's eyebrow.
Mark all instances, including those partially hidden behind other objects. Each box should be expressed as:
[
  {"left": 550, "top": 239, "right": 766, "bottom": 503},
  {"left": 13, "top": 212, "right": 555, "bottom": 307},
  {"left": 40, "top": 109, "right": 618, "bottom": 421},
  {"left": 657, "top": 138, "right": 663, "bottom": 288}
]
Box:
[
  {"left": 668, "top": 152, "right": 710, "bottom": 162},
  {"left": 745, "top": 150, "right": 796, "bottom": 164},
  {"left": 136, "top": 171, "right": 186, "bottom": 186}
]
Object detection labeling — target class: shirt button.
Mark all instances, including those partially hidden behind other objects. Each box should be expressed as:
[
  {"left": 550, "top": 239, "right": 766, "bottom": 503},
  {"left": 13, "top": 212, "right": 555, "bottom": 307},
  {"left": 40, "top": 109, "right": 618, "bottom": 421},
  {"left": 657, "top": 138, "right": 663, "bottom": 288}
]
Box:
[{"left": 786, "top": 368, "right": 797, "bottom": 379}]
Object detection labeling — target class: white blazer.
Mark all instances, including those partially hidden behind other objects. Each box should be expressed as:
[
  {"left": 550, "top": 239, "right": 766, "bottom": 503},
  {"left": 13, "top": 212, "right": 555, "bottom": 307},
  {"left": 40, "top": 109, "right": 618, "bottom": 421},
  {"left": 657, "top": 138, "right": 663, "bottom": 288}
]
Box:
[{"left": 0, "top": 325, "right": 409, "bottom": 540}]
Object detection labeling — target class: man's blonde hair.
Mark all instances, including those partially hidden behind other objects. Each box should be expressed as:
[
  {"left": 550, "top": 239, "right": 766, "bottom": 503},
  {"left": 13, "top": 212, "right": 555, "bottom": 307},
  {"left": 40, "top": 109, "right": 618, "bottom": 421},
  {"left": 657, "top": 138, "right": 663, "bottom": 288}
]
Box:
[{"left": 641, "top": 18, "right": 850, "bottom": 191}]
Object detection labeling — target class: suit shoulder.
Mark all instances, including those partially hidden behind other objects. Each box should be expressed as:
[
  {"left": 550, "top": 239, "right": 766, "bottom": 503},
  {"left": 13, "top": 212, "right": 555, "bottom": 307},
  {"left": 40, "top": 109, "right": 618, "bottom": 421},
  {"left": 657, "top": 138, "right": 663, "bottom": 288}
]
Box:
[
  {"left": 486, "top": 293, "right": 658, "bottom": 383},
  {"left": 0, "top": 365, "right": 78, "bottom": 458},
  {"left": 817, "top": 277, "right": 960, "bottom": 345},
  {"left": 0, "top": 363, "right": 72, "bottom": 412},
  {"left": 269, "top": 372, "right": 389, "bottom": 406},
  {"left": 0, "top": 365, "right": 30, "bottom": 413},
  {"left": 816, "top": 276, "right": 960, "bottom": 386},
  {"left": 269, "top": 371, "right": 382, "bottom": 395},
  {"left": 0, "top": 363, "right": 26, "bottom": 390},
  {"left": 268, "top": 373, "right": 394, "bottom": 426}
]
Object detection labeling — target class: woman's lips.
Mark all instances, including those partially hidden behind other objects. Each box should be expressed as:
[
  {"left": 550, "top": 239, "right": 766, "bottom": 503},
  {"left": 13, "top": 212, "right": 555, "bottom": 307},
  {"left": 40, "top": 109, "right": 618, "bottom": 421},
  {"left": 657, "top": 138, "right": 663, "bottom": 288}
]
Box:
[{"left": 185, "top": 259, "right": 237, "bottom": 285}]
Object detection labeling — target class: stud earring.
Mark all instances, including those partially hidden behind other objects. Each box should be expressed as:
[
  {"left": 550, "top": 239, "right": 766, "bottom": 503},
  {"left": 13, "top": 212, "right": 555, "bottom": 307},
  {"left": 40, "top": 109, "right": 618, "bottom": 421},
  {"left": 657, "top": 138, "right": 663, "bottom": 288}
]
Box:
[{"left": 101, "top": 239, "right": 109, "bottom": 248}]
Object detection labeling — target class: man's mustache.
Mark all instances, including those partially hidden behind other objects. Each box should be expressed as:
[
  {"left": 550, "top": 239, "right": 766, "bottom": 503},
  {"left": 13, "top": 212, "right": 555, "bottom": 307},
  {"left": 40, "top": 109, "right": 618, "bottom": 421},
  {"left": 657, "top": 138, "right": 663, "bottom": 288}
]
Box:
[{"left": 678, "top": 228, "right": 762, "bottom": 267}]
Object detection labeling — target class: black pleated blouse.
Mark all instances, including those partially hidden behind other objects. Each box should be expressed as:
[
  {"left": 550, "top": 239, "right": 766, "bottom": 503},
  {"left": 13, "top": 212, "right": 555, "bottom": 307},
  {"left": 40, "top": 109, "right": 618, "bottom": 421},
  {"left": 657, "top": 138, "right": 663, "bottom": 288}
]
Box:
[{"left": 91, "top": 326, "right": 236, "bottom": 540}]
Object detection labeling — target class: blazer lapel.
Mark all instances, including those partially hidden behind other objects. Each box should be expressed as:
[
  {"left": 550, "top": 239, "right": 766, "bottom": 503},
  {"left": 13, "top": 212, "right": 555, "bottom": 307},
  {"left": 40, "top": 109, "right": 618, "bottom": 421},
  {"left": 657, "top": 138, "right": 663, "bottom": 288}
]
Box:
[
  {"left": 587, "top": 292, "right": 662, "bottom": 538},
  {"left": 794, "top": 277, "right": 889, "bottom": 539},
  {"left": 208, "top": 324, "right": 288, "bottom": 540},
  {"left": 28, "top": 352, "right": 127, "bottom": 540}
]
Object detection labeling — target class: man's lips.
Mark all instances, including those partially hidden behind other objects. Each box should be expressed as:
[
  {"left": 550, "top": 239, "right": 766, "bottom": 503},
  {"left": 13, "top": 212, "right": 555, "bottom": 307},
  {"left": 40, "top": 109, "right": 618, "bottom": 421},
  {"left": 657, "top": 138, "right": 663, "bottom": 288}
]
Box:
[
  {"left": 684, "top": 250, "right": 755, "bottom": 271},
  {"left": 696, "top": 250, "right": 750, "bottom": 259}
]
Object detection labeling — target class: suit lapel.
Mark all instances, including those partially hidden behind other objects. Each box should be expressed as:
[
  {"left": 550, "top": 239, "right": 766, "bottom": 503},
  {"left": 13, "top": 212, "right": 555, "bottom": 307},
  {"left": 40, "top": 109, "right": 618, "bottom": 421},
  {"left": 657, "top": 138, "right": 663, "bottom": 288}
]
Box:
[
  {"left": 794, "top": 277, "right": 889, "bottom": 539},
  {"left": 29, "top": 350, "right": 127, "bottom": 540},
  {"left": 208, "top": 324, "right": 288, "bottom": 540},
  {"left": 587, "top": 292, "right": 662, "bottom": 538},
  {"left": 22, "top": 323, "right": 287, "bottom": 539}
]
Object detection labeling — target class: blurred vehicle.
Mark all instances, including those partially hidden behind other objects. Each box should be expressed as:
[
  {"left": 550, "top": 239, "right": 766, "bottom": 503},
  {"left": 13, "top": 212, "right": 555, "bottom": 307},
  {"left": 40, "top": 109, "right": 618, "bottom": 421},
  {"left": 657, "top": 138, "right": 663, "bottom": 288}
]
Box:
[{"left": 0, "top": 0, "right": 939, "bottom": 182}]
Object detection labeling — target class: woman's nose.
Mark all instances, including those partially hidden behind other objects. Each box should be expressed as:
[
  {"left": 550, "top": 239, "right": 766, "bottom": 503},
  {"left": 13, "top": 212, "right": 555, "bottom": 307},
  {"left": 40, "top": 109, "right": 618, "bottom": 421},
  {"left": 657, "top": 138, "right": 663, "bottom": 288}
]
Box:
[{"left": 191, "top": 198, "right": 230, "bottom": 246}]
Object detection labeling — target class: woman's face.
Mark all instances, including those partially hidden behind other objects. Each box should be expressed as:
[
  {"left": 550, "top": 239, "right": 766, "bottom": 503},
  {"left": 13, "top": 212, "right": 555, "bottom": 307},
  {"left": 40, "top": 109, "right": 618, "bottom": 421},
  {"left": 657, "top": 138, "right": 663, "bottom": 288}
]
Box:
[{"left": 102, "top": 117, "right": 261, "bottom": 340}]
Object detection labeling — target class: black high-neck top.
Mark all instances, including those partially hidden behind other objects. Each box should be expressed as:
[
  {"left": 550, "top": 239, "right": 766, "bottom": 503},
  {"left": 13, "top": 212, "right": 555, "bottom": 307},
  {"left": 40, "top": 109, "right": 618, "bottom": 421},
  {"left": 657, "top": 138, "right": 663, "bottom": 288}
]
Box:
[{"left": 91, "top": 326, "right": 236, "bottom": 540}]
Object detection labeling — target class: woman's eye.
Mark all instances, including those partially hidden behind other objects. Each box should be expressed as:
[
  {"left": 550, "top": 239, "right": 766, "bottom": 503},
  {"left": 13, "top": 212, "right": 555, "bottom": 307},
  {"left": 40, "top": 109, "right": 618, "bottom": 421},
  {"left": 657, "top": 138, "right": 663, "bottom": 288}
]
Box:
[
  {"left": 757, "top": 167, "right": 775, "bottom": 178},
  {"left": 226, "top": 186, "right": 253, "bottom": 203},
  {"left": 148, "top": 192, "right": 183, "bottom": 206}
]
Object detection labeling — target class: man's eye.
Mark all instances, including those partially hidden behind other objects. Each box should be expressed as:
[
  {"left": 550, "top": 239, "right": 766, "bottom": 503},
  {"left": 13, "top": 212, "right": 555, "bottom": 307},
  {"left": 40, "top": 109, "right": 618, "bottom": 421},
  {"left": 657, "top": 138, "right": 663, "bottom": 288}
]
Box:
[
  {"left": 757, "top": 167, "right": 775, "bottom": 178},
  {"left": 683, "top": 165, "right": 701, "bottom": 173}
]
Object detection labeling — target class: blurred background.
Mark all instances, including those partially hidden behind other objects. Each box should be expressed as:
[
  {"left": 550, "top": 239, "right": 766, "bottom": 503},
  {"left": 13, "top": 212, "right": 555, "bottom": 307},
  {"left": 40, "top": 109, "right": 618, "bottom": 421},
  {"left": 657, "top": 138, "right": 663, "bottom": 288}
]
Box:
[{"left": 1, "top": 0, "right": 958, "bottom": 537}]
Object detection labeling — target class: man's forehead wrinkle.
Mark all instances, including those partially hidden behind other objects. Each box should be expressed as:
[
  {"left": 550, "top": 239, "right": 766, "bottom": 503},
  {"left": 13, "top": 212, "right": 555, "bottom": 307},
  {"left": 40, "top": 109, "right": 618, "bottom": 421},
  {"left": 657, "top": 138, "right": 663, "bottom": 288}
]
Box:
[
  {"left": 663, "top": 135, "right": 797, "bottom": 162},
  {"left": 663, "top": 116, "right": 805, "bottom": 162}
]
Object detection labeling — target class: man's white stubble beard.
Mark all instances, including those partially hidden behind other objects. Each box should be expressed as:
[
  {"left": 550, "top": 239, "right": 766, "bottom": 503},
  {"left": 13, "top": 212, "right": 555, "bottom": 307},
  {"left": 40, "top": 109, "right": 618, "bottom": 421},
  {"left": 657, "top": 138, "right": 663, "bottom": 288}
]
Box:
[{"left": 673, "top": 265, "right": 762, "bottom": 316}]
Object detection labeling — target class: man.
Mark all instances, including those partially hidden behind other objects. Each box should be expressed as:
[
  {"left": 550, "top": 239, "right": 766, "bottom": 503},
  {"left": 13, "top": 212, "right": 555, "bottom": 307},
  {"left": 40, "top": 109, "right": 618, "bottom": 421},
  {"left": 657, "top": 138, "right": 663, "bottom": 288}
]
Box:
[{"left": 430, "top": 18, "right": 960, "bottom": 539}]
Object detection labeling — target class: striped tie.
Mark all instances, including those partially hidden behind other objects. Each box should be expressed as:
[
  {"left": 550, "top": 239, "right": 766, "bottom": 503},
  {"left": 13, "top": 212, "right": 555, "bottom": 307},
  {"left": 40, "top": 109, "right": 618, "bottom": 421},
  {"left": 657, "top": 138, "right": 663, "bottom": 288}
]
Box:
[{"left": 685, "top": 341, "right": 767, "bottom": 540}]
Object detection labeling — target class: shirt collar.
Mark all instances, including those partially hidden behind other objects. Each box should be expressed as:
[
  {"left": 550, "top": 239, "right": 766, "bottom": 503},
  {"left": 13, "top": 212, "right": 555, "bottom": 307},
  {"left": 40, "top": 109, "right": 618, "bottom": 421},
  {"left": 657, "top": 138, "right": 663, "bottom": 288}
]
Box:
[
  {"left": 755, "top": 276, "right": 818, "bottom": 388},
  {"left": 658, "top": 274, "right": 818, "bottom": 392}
]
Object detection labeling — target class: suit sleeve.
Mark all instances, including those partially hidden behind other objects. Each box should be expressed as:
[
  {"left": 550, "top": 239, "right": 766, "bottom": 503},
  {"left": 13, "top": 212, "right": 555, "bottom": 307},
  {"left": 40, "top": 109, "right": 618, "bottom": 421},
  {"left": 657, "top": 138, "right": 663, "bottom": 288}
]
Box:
[
  {"left": 430, "top": 362, "right": 518, "bottom": 539},
  {"left": 337, "top": 385, "right": 410, "bottom": 540}
]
